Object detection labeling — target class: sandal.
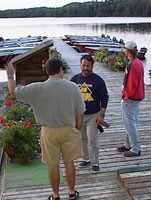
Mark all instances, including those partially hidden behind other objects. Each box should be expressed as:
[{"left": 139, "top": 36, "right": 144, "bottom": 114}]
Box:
[
  {"left": 69, "top": 190, "right": 79, "bottom": 200},
  {"left": 48, "top": 194, "right": 60, "bottom": 200}
]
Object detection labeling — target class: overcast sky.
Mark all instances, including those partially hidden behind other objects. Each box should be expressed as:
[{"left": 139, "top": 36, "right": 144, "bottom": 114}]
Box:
[{"left": 0, "top": 0, "right": 97, "bottom": 10}]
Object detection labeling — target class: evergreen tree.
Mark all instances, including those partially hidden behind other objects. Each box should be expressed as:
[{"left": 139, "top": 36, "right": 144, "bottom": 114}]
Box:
[{"left": 0, "top": 0, "right": 151, "bottom": 18}]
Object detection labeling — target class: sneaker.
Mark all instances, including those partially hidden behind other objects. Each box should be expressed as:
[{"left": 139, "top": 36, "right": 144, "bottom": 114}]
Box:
[
  {"left": 124, "top": 150, "right": 141, "bottom": 157},
  {"left": 91, "top": 165, "right": 100, "bottom": 173},
  {"left": 117, "top": 145, "right": 130, "bottom": 152},
  {"left": 79, "top": 160, "right": 91, "bottom": 168}
]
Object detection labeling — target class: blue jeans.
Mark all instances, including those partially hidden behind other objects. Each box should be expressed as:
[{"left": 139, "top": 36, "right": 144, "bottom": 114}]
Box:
[{"left": 121, "top": 99, "right": 141, "bottom": 153}]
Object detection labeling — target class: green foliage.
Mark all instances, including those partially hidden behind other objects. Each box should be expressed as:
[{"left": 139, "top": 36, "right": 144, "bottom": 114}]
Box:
[
  {"left": 6, "top": 104, "right": 30, "bottom": 121},
  {"left": 49, "top": 48, "right": 70, "bottom": 73},
  {"left": 105, "top": 54, "right": 117, "bottom": 70},
  {"left": 4, "top": 96, "right": 36, "bottom": 123},
  {"left": 0, "top": 0, "right": 151, "bottom": 17},
  {"left": 0, "top": 124, "right": 40, "bottom": 164},
  {"left": 95, "top": 49, "right": 128, "bottom": 71},
  {"left": 0, "top": 96, "right": 40, "bottom": 164},
  {"left": 113, "top": 51, "right": 128, "bottom": 71},
  {"left": 95, "top": 49, "right": 108, "bottom": 63}
]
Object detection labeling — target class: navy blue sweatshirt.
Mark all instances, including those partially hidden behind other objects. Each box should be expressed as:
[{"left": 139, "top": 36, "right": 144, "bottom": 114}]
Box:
[{"left": 71, "top": 72, "right": 109, "bottom": 115}]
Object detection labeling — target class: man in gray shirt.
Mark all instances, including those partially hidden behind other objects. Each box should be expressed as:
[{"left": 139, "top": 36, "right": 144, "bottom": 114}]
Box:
[{"left": 5, "top": 58, "right": 85, "bottom": 200}]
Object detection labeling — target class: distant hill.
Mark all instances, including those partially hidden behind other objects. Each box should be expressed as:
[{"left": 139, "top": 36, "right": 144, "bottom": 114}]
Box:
[
  {"left": 63, "top": 2, "right": 82, "bottom": 7},
  {"left": 0, "top": 0, "right": 151, "bottom": 18},
  {"left": 63, "top": 1, "right": 94, "bottom": 7}
]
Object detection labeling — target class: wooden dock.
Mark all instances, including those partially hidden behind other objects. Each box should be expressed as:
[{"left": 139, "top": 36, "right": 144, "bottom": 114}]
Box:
[{"left": 1, "top": 38, "right": 151, "bottom": 200}]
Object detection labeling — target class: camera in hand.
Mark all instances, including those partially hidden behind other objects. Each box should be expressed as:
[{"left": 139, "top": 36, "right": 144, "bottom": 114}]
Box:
[{"left": 97, "top": 125, "right": 104, "bottom": 133}]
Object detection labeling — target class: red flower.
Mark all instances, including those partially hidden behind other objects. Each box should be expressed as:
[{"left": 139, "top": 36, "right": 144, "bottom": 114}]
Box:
[
  {"left": 23, "top": 122, "right": 32, "bottom": 127},
  {"left": 28, "top": 122, "right": 32, "bottom": 128},
  {"left": 23, "top": 122, "right": 28, "bottom": 126},
  {"left": 6, "top": 122, "right": 13, "bottom": 127},
  {"left": 20, "top": 80, "right": 26, "bottom": 84},
  {"left": 0, "top": 118, "right": 6, "bottom": 123},
  {"left": 5, "top": 99, "right": 13, "bottom": 106}
]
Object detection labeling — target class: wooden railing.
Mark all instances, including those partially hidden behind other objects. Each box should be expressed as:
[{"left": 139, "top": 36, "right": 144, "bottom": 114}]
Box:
[{"left": 0, "top": 148, "right": 5, "bottom": 200}]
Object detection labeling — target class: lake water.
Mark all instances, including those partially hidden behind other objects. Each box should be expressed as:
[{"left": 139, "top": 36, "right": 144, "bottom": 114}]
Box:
[{"left": 0, "top": 17, "right": 151, "bottom": 83}]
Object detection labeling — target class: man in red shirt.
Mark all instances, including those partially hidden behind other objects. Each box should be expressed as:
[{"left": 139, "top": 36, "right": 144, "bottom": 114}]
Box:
[{"left": 117, "top": 41, "right": 145, "bottom": 157}]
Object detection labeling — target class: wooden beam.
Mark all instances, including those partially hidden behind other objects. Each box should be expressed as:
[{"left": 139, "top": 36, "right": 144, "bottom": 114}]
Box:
[
  {"left": 120, "top": 171, "right": 151, "bottom": 179},
  {"left": 117, "top": 166, "right": 151, "bottom": 200},
  {"left": 117, "top": 170, "right": 134, "bottom": 200}
]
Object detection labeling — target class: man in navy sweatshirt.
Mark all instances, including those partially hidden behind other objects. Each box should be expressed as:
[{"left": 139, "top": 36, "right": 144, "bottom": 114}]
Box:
[{"left": 71, "top": 55, "right": 109, "bottom": 173}]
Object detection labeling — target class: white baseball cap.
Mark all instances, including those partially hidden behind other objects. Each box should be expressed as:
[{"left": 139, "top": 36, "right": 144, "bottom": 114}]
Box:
[{"left": 125, "top": 41, "right": 137, "bottom": 50}]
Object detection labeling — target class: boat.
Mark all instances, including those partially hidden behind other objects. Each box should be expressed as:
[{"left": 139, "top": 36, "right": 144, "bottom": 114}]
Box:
[
  {"left": 64, "top": 34, "right": 125, "bottom": 53},
  {"left": 0, "top": 35, "right": 47, "bottom": 68},
  {"left": 0, "top": 35, "right": 46, "bottom": 46},
  {"left": 64, "top": 34, "right": 112, "bottom": 43},
  {"left": 74, "top": 42, "right": 124, "bottom": 53},
  {"left": 64, "top": 35, "right": 147, "bottom": 61}
]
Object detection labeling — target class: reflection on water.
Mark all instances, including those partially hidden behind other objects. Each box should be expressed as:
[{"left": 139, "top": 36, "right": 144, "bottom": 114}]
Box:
[
  {"left": 66, "top": 22, "right": 151, "bottom": 35},
  {"left": 0, "top": 17, "right": 151, "bottom": 82},
  {"left": 65, "top": 22, "right": 151, "bottom": 33},
  {"left": 104, "top": 23, "right": 151, "bottom": 34}
]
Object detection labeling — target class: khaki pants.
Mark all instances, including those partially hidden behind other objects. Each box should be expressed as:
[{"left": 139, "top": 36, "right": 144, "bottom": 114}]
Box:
[{"left": 81, "top": 113, "right": 99, "bottom": 165}]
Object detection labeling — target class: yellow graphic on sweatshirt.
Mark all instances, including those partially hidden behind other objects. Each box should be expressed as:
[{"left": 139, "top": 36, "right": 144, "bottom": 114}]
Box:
[{"left": 78, "top": 82, "right": 94, "bottom": 102}]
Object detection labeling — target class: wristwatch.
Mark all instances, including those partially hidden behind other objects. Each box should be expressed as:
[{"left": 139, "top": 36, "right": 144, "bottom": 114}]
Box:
[{"left": 7, "top": 74, "right": 14, "bottom": 79}]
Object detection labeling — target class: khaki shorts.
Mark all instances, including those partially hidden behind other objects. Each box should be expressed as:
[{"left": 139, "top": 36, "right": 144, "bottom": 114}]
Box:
[{"left": 40, "top": 126, "right": 82, "bottom": 166}]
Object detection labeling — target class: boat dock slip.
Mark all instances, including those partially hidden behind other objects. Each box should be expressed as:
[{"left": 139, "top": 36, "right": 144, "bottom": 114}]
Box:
[{"left": 1, "top": 38, "right": 151, "bottom": 200}]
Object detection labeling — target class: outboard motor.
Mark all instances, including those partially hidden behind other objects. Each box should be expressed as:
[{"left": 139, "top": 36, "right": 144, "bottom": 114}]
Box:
[
  {"left": 107, "top": 35, "right": 111, "bottom": 40},
  {"left": 101, "top": 34, "right": 105, "bottom": 38},
  {"left": 112, "top": 36, "right": 118, "bottom": 43},
  {"left": 0, "top": 37, "right": 4, "bottom": 42},
  {"left": 119, "top": 39, "right": 125, "bottom": 45},
  {"left": 140, "top": 47, "right": 147, "bottom": 53}
]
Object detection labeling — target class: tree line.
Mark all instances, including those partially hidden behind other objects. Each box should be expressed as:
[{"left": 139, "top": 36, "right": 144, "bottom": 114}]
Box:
[{"left": 0, "top": 0, "right": 151, "bottom": 18}]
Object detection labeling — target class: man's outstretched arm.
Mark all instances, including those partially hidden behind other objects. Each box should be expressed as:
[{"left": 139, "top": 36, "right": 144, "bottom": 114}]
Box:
[{"left": 4, "top": 62, "right": 16, "bottom": 96}]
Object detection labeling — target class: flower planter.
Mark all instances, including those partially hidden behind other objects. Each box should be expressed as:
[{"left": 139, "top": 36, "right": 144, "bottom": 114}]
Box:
[
  {"left": 0, "top": 96, "right": 40, "bottom": 164},
  {"left": 5, "top": 147, "right": 16, "bottom": 160}
]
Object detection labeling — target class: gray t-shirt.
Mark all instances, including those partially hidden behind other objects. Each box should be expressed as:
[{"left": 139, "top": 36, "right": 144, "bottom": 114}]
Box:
[{"left": 15, "top": 78, "right": 85, "bottom": 127}]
